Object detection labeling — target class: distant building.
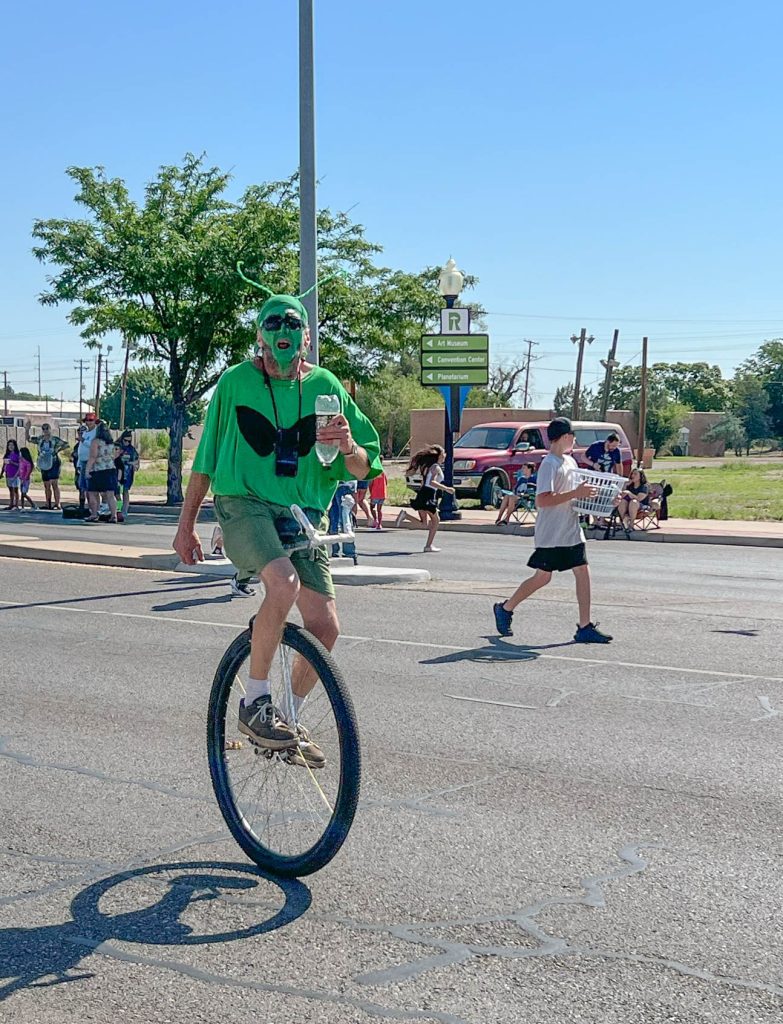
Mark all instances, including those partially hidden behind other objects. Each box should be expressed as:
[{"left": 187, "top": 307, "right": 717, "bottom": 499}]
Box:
[{"left": 0, "top": 399, "right": 86, "bottom": 427}]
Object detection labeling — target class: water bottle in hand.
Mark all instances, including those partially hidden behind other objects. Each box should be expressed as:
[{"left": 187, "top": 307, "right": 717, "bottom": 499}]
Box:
[{"left": 315, "top": 394, "right": 341, "bottom": 467}]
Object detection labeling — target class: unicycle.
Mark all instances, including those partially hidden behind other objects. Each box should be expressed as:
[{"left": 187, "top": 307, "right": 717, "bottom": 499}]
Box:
[{"left": 206, "top": 505, "right": 361, "bottom": 877}]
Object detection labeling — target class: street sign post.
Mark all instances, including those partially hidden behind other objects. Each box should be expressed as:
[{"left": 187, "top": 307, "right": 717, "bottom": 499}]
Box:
[{"left": 420, "top": 309, "right": 490, "bottom": 520}]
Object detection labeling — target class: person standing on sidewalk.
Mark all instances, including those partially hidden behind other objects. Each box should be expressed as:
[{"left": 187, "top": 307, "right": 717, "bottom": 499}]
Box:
[
  {"left": 1, "top": 440, "right": 21, "bottom": 510},
  {"left": 84, "top": 420, "right": 119, "bottom": 523},
  {"left": 77, "top": 413, "right": 98, "bottom": 511},
  {"left": 369, "top": 459, "right": 388, "bottom": 529},
  {"left": 31, "top": 424, "right": 68, "bottom": 509},
  {"left": 114, "top": 430, "right": 140, "bottom": 520},
  {"left": 17, "top": 447, "right": 38, "bottom": 510},
  {"left": 493, "top": 417, "right": 613, "bottom": 644}
]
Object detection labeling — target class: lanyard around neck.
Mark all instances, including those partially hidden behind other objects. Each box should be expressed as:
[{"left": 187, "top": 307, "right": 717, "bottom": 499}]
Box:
[{"left": 263, "top": 367, "right": 302, "bottom": 430}]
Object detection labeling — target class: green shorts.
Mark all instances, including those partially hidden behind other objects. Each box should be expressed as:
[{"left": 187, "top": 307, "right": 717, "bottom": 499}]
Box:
[{"left": 213, "top": 495, "right": 335, "bottom": 599}]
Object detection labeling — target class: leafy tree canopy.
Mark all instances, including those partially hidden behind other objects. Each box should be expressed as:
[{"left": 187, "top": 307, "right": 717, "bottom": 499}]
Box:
[{"left": 100, "top": 366, "right": 205, "bottom": 430}]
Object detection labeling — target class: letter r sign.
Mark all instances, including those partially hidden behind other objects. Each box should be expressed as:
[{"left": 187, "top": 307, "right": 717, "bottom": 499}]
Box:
[{"left": 440, "top": 308, "right": 470, "bottom": 334}]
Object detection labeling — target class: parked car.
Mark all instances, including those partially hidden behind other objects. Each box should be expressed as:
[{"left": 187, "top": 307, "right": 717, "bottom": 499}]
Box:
[{"left": 407, "top": 421, "right": 633, "bottom": 508}]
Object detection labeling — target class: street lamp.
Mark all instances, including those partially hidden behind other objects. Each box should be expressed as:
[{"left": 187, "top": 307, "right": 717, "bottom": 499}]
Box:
[
  {"left": 438, "top": 258, "right": 464, "bottom": 308},
  {"left": 437, "top": 258, "right": 465, "bottom": 520}
]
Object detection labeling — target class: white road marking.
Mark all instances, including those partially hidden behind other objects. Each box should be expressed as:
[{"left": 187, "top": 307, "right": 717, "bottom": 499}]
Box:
[
  {"left": 0, "top": 598, "right": 781, "bottom": 684},
  {"left": 445, "top": 694, "right": 538, "bottom": 710}
]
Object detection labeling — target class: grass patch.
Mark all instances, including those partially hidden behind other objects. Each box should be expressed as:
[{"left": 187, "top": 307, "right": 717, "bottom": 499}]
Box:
[{"left": 661, "top": 462, "right": 783, "bottom": 521}]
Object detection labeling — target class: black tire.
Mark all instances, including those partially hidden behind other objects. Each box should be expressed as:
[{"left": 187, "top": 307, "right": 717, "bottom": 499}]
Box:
[
  {"left": 207, "top": 623, "right": 361, "bottom": 877},
  {"left": 479, "top": 473, "right": 505, "bottom": 509}
]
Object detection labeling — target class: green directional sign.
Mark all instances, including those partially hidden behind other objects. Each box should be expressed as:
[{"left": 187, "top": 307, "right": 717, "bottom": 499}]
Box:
[
  {"left": 420, "top": 334, "right": 489, "bottom": 353},
  {"left": 421, "top": 351, "right": 489, "bottom": 368},
  {"left": 420, "top": 368, "right": 489, "bottom": 386}
]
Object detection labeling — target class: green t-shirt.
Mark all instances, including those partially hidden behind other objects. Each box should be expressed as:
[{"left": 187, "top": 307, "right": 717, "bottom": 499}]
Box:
[{"left": 193, "top": 361, "right": 382, "bottom": 511}]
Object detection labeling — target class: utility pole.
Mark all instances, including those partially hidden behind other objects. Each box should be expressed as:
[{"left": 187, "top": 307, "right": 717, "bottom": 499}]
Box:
[
  {"left": 636, "top": 336, "right": 649, "bottom": 468},
  {"left": 74, "top": 359, "right": 88, "bottom": 420},
  {"left": 95, "top": 348, "right": 103, "bottom": 418},
  {"left": 299, "top": 0, "right": 318, "bottom": 363},
  {"left": 2, "top": 370, "right": 8, "bottom": 416},
  {"left": 104, "top": 344, "right": 112, "bottom": 407},
  {"left": 36, "top": 346, "right": 42, "bottom": 399},
  {"left": 119, "top": 337, "right": 131, "bottom": 431},
  {"left": 599, "top": 328, "right": 620, "bottom": 420},
  {"left": 522, "top": 339, "right": 539, "bottom": 408},
  {"left": 570, "top": 328, "right": 594, "bottom": 419}
]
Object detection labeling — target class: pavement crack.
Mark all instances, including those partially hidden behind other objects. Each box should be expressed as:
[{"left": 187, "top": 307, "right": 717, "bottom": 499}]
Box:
[
  {"left": 65, "top": 937, "right": 470, "bottom": 1024},
  {"left": 0, "top": 736, "right": 209, "bottom": 805}
]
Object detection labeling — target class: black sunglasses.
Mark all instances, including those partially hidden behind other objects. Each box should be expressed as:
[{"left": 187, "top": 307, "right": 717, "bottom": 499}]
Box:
[{"left": 261, "top": 313, "right": 304, "bottom": 332}]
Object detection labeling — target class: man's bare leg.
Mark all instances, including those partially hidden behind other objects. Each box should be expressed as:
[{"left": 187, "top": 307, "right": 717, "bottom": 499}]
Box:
[{"left": 249, "top": 557, "right": 300, "bottom": 681}]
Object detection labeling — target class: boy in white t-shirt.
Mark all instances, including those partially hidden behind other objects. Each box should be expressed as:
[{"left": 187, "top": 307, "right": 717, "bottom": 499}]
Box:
[{"left": 493, "top": 417, "right": 612, "bottom": 644}]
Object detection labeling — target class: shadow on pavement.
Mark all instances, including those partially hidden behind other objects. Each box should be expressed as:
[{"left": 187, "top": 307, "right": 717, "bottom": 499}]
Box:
[
  {"left": 0, "top": 581, "right": 228, "bottom": 615},
  {"left": 421, "top": 635, "right": 576, "bottom": 665},
  {"left": 0, "top": 860, "right": 310, "bottom": 1002}
]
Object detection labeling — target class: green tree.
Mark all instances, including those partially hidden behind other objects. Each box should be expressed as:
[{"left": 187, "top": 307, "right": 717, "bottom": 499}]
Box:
[
  {"left": 732, "top": 373, "right": 772, "bottom": 453},
  {"left": 552, "top": 383, "right": 598, "bottom": 417},
  {"left": 355, "top": 366, "right": 440, "bottom": 456},
  {"left": 736, "top": 340, "right": 783, "bottom": 436},
  {"left": 0, "top": 385, "right": 55, "bottom": 402},
  {"left": 643, "top": 401, "right": 689, "bottom": 455},
  {"left": 702, "top": 413, "right": 747, "bottom": 457},
  {"left": 100, "top": 367, "right": 205, "bottom": 430},
  {"left": 653, "top": 362, "right": 730, "bottom": 411}
]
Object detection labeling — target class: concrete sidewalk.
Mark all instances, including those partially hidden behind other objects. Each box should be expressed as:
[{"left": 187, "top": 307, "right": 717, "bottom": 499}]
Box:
[
  {"left": 422, "top": 508, "right": 783, "bottom": 547},
  {"left": 13, "top": 486, "right": 783, "bottom": 548}
]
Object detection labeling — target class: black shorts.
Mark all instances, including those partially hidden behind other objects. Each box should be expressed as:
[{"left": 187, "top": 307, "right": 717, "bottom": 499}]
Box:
[
  {"left": 87, "top": 468, "right": 118, "bottom": 493},
  {"left": 527, "top": 542, "right": 588, "bottom": 573},
  {"left": 411, "top": 485, "right": 438, "bottom": 514},
  {"left": 41, "top": 461, "right": 61, "bottom": 482}
]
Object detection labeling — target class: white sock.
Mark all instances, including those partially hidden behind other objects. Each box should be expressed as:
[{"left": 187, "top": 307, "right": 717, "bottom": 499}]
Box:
[
  {"left": 293, "top": 693, "right": 307, "bottom": 716},
  {"left": 245, "top": 677, "right": 271, "bottom": 705}
]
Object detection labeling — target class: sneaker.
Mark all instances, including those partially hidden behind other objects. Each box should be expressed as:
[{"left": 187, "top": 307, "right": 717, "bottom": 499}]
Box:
[
  {"left": 394, "top": 509, "right": 406, "bottom": 528},
  {"left": 285, "top": 723, "right": 326, "bottom": 769},
  {"left": 230, "top": 574, "right": 257, "bottom": 598},
  {"left": 574, "top": 622, "right": 613, "bottom": 644},
  {"left": 238, "top": 696, "right": 296, "bottom": 749},
  {"left": 493, "top": 601, "right": 514, "bottom": 637},
  {"left": 423, "top": 545, "right": 440, "bottom": 552}
]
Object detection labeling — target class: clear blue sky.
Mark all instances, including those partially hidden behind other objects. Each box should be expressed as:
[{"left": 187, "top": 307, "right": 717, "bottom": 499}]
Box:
[{"left": 1, "top": 0, "right": 782, "bottom": 405}]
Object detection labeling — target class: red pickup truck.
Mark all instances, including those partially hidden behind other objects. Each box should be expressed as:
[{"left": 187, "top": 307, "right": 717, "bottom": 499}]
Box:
[{"left": 442, "top": 420, "right": 633, "bottom": 508}]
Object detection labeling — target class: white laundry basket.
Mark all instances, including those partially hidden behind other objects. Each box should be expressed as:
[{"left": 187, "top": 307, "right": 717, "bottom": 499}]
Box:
[{"left": 571, "top": 468, "right": 628, "bottom": 517}]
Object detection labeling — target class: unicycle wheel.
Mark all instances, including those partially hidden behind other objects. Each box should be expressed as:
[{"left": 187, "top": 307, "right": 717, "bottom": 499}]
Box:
[{"left": 207, "top": 623, "right": 360, "bottom": 877}]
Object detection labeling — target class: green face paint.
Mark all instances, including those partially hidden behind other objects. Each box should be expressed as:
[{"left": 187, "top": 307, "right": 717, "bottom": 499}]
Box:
[{"left": 256, "top": 295, "right": 309, "bottom": 371}]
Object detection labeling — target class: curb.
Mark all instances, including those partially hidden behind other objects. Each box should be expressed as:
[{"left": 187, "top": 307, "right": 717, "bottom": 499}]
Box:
[
  {"left": 0, "top": 538, "right": 431, "bottom": 584},
  {"left": 0, "top": 539, "right": 180, "bottom": 571},
  {"left": 174, "top": 558, "right": 431, "bottom": 586}
]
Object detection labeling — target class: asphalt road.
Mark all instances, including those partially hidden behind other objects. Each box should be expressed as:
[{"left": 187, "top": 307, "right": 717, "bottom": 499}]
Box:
[{"left": 1, "top": 536, "right": 782, "bottom": 1023}]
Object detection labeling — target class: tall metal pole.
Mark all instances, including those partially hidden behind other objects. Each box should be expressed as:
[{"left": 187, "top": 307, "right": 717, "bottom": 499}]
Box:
[
  {"left": 75, "top": 360, "right": 87, "bottom": 421},
  {"left": 36, "top": 346, "right": 42, "bottom": 399},
  {"left": 522, "top": 339, "right": 538, "bottom": 408},
  {"left": 636, "top": 336, "right": 648, "bottom": 468},
  {"left": 299, "top": 0, "right": 318, "bottom": 363},
  {"left": 95, "top": 349, "right": 103, "bottom": 419},
  {"left": 120, "top": 338, "right": 131, "bottom": 431},
  {"left": 599, "top": 328, "right": 620, "bottom": 420},
  {"left": 2, "top": 370, "right": 8, "bottom": 416}
]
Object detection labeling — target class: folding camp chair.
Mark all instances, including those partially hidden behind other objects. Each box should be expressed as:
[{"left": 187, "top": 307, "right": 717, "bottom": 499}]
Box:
[
  {"left": 509, "top": 490, "right": 537, "bottom": 527},
  {"left": 602, "top": 480, "right": 672, "bottom": 539}
]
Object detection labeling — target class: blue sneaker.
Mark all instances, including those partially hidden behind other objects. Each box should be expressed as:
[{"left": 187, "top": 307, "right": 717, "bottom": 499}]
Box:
[
  {"left": 493, "top": 602, "right": 514, "bottom": 637},
  {"left": 574, "top": 622, "right": 613, "bottom": 644}
]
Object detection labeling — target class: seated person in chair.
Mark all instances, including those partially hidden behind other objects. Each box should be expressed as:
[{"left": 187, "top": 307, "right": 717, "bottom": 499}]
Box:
[
  {"left": 495, "top": 463, "right": 537, "bottom": 526},
  {"left": 616, "top": 468, "right": 649, "bottom": 531}
]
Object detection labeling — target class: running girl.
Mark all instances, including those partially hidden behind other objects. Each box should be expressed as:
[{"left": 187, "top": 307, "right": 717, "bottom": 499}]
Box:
[{"left": 395, "top": 444, "right": 455, "bottom": 552}]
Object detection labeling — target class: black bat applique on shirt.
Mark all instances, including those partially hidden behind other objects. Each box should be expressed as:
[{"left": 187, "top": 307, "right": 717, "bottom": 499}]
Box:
[{"left": 236, "top": 406, "right": 318, "bottom": 459}]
